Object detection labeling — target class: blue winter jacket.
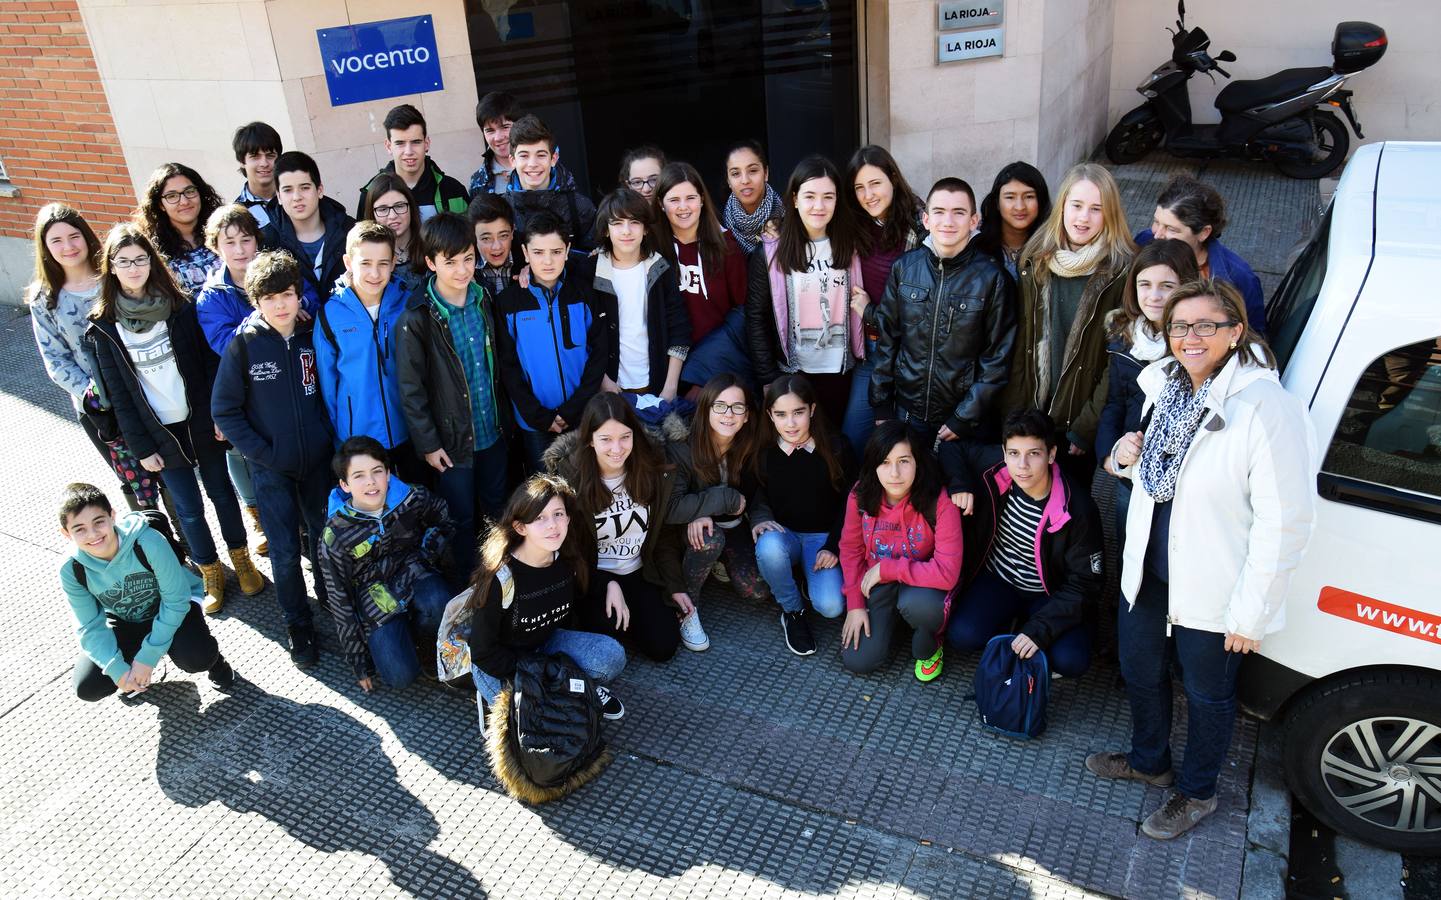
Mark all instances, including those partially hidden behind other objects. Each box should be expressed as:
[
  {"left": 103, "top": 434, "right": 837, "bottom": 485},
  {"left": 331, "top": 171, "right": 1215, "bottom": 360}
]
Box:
[
  {"left": 195, "top": 266, "right": 320, "bottom": 356},
  {"left": 1135, "top": 229, "right": 1266, "bottom": 336},
  {"left": 314, "top": 279, "right": 410, "bottom": 448}
]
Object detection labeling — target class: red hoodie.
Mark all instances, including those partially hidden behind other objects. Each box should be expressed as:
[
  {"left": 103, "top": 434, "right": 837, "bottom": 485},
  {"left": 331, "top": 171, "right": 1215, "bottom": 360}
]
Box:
[
  {"left": 673, "top": 231, "right": 747, "bottom": 342},
  {"left": 839, "top": 491, "right": 963, "bottom": 611}
]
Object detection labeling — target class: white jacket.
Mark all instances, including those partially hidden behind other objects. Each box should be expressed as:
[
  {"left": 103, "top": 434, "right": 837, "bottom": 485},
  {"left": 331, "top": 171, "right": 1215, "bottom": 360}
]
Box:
[{"left": 1115, "top": 351, "right": 1317, "bottom": 638}]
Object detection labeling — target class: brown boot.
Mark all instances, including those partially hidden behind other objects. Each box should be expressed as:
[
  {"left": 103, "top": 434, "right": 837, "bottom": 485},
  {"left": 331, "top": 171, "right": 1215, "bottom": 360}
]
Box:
[
  {"left": 245, "top": 505, "right": 269, "bottom": 556},
  {"left": 229, "top": 547, "right": 266, "bottom": 596},
  {"left": 198, "top": 561, "right": 227, "bottom": 614}
]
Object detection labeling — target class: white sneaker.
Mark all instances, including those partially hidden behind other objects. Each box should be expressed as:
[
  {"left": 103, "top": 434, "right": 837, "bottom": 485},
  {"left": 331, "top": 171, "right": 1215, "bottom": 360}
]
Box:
[{"left": 679, "top": 610, "right": 710, "bottom": 652}]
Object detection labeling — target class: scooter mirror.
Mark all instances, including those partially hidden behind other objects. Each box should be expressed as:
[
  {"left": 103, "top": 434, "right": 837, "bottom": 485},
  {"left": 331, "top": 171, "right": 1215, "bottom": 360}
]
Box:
[
  {"left": 1177, "top": 0, "right": 1186, "bottom": 24},
  {"left": 1217, "top": 50, "right": 1237, "bottom": 62}
]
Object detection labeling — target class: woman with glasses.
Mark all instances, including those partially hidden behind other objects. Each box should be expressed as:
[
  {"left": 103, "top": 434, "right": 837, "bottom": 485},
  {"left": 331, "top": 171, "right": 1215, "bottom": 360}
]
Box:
[
  {"left": 136, "top": 163, "right": 224, "bottom": 296},
  {"left": 617, "top": 145, "right": 667, "bottom": 202},
  {"left": 664, "top": 374, "right": 772, "bottom": 651},
  {"left": 1089, "top": 279, "right": 1314, "bottom": 841},
  {"left": 360, "top": 173, "right": 426, "bottom": 293}
]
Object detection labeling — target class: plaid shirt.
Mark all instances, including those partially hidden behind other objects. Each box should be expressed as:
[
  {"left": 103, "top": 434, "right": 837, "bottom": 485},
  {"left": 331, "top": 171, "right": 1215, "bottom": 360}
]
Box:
[{"left": 428, "top": 280, "right": 501, "bottom": 451}]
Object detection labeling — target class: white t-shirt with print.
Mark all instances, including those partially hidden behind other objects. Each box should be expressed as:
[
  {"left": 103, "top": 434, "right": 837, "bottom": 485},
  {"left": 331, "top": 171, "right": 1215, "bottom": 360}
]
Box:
[
  {"left": 596, "top": 474, "right": 648, "bottom": 575},
  {"left": 119, "top": 320, "right": 190, "bottom": 425}
]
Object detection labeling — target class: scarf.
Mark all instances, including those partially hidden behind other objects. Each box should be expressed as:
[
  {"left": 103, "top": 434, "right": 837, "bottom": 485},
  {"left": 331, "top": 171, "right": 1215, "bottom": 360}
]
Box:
[
  {"left": 1139, "top": 366, "right": 1214, "bottom": 503},
  {"left": 116, "top": 288, "right": 172, "bottom": 334},
  {"left": 724, "top": 184, "right": 782, "bottom": 254},
  {"left": 1128, "top": 317, "right": 1169, "bottom": 362},
  {"left": 1047, "top": 239, "right": 1106, "bottom": 279}
]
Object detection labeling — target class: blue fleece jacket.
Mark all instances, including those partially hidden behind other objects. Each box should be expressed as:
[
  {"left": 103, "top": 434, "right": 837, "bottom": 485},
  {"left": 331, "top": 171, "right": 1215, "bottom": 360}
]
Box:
[
  {"left": 194, "top": 266, "right": 320, "bottom": 356},
  {"left": 60, "top": 514, "right": 199, "bottom": 680},
  {"left": 314, "top": 279, "right": 410, "bottom": 448}
]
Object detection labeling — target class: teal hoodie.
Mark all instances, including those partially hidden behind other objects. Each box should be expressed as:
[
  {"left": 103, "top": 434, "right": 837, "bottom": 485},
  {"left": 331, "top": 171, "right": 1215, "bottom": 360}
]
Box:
[{"left": 59, "top": 514, "right": 200, "bottom": 680}]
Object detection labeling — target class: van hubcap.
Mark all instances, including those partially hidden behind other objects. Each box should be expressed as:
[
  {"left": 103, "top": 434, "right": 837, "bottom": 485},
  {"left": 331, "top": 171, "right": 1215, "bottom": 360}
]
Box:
[{"left": 1320, "top": 717, "right": 1441, "bottom": 834}]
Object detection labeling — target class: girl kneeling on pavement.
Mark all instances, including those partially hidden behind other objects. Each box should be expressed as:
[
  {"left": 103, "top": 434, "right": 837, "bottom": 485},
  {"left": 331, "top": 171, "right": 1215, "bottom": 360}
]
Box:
[{"left": 839, "top": 421, "right": 962, "bottom": 678}]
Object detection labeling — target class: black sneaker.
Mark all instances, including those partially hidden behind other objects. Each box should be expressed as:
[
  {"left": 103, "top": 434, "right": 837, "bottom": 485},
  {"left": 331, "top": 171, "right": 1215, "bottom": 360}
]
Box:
[
  {"left": 780, "top": 610, "right": 817, "bottom": 656},
  {"left": 594, "top": 684, "right": 625, "bottom": 720},
  {"left": 288, "top": 624, "right": 319, "bottom": 669},
  {"left": 208, "top": 657, "right": 236, "bottom": 691}
]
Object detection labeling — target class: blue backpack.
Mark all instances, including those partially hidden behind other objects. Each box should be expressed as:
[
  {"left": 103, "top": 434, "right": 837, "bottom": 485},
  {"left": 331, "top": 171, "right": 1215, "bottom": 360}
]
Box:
[{"left": 972, "top": 634, "right": 1050, "bottom": 739}]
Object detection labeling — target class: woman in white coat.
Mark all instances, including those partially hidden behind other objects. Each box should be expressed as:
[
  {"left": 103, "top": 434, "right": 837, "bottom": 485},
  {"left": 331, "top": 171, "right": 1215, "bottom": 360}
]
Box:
[{"left": 1085, "top": 278, "right": 1316, "bottom": 841}]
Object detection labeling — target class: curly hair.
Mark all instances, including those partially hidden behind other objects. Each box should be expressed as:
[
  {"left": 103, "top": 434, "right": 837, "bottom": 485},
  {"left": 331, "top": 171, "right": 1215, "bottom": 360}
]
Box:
[{"left": 136, "top": 162, "right": 224, "bottom": 261}]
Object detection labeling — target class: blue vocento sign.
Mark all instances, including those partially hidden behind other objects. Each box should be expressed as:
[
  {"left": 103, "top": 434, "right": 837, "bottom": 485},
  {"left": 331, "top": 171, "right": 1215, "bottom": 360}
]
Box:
[{"left": 317, "top": 15, "right": 444, "bottom": 107}]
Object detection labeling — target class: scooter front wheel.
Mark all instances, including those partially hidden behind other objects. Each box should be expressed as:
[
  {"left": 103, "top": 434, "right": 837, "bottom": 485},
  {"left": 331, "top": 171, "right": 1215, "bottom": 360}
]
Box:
[
  {"left": 1274, "top": 111, "right": 1350, "bottom": 179},
  {"left": 1104, "top": 108, "right": 1164, "bottom": 164}
]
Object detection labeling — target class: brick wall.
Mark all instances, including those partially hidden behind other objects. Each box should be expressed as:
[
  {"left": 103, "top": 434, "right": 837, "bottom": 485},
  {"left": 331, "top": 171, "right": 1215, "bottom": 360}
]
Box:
[{"left": 0, "top": 0, "right": 135, "bottom": 242}]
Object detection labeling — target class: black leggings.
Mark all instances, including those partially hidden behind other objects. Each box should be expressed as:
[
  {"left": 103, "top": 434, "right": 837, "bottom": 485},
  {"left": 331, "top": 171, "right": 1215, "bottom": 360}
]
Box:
[
  {"left": 73, "top": 602, "right": 219, "bottom": 701},
  {"left": 584, "top": 568, "right": 680, "bottom": 662}
]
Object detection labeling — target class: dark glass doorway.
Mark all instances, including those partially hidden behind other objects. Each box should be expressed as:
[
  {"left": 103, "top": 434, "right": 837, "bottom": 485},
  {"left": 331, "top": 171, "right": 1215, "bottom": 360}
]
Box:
[{"left": 465, "top": 0, "right": 858, "bottom": 201}]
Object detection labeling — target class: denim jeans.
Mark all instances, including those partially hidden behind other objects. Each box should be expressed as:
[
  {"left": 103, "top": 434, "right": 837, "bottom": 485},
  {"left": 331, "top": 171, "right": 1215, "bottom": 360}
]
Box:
[
  {"left": 1118, "top": 574, "right": 1243, "bottom": 800},
  {"left": 224, "top": 446, "right": 256, "bottom": 508},
  {"left": 842, "top": 338, "right": 879, "bottom": 453},
  {"left": 945, "top": 569, "right": 1092, "bottom": 677},
  {"left": 365, "top": 572, "right": 453, "bottom": 688},
  {"left": 517, "top": 428, "right": 558, "bottom": 476},
  {"left": 753, "top": 528, "right": 845, "bottom": 617},
  {"left": 250, "top": 461, "right": 332, "bottom": 628},
  {"left": 681, "top": 307, "right": 755, "bottom": 393},
  {"left": 160, "top": 445, "right": 249, "bottom": 565},
  {"left": 436, "top": 436, "right": 509, "bottom": 582},
  {"left": 470, "top": 627, "right": 627, "bottom": 709},
  {"left": 894, "top": 407, "right": 942, "bottom": 455}
]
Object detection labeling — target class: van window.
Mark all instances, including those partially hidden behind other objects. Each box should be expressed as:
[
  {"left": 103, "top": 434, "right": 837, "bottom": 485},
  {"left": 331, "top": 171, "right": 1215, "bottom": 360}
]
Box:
[
  {"left": 1321, "top": 337, "right": 1441, "bottom": 520},
  {"left": 1268, "top": 206, "right": 1332, "bottom": 372}
]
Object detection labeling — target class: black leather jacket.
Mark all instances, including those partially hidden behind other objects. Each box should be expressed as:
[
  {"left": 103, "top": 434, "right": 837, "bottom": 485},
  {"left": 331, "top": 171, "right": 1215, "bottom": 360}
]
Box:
[{"left": 868, "top": 240, "right": 1017, "bottom": 436}]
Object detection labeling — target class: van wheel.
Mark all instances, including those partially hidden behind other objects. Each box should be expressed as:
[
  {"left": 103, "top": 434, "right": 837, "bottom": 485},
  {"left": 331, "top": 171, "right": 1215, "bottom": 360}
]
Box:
[
  {"left": 1274, "top": 111, "right": 1349, "bottom": 179},
  {"left": 1283, "top": 670, "right": 1441, "bottom": 855}
]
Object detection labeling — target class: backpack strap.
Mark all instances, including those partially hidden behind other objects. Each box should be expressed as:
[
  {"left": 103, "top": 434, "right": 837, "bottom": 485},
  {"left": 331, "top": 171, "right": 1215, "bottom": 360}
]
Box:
[
  {"left": 497, "top": 563, "right": 515, "bottom": 609},
  {"left": 134, "top": 541, "right": 152, "bottom": 574},
  {"left": 71, "top": 559, "right": 87, "bottom": 591},
  {"left": 317, "top": 303, "right": 338, "bottom": 352}
]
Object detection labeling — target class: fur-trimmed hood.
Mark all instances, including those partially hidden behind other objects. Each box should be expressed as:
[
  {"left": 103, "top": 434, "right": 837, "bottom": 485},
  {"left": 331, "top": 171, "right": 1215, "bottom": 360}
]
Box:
[
  {"left": 540, "top": 411, "right": 690, "bottom": 480},
  {"left": 485, "top": 684, "right": 612, "bottom": 805}
]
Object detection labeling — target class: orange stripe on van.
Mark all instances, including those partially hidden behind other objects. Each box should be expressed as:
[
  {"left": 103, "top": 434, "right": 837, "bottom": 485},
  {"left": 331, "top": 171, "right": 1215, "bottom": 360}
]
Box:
[{"left": 1317, "top": 587, "right": 1441, "bottom": 645}]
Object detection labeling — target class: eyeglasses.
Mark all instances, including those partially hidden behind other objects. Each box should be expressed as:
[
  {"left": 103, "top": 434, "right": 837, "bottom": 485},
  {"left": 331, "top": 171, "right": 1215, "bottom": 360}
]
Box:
[
  {"left": 1166, "top": 320, "right": 1237, "bottom": 338},
  {"left": 160, "top": 186, "right": 200, "bottom": 205},
  {"left": 372, "top": 201, "right": 410, "bottom": 219},
  {"left": 110, "top": 256, "right": 151, "bottom": 270},
  {"left": 626, "top": 176, "right": 659, "bottom": 191},
  {"left": 710, "top": 401, "right": 748, "bottom": 416}
]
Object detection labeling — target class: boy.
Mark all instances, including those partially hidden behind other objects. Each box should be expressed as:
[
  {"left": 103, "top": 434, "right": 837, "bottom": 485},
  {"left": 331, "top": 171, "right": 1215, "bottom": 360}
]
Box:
[
  {"left": 315, "top": 222, "right": 425, "bottom": 486},
  {"left": 318, "top": 437, "right": 454, "bottom": 691},
  {"left": 870, "top": 177, "right": 1016, "bottom": 448},
  {"left": 211, "top": 251, "right": 336, "bottom": 667},
  {"left": 468, "top": 193, "right": 518, "bottom": 298},
  {"left": 468, "top": 91, "right": 518, "bottom": 196},
  {"left": 938, "top": 409, "right": 1103, "bottom": 679},
  {"left": 197, "top": 204, "right": 319, "bottom": 357},
  {"left": 356, "top": 104, "right": 469, "bottom": 223},
  {"left": 396, "top": 213, "right": 508, "bottom": 581},
  {"left": 494, "top": 211, "right": 608, "bottom": 471},
  {"left": 503, "top": 115, "right": 596, "bottom": 251},
  {"left": 232, "top": 121, "right": 283, "bottom": 229},
  {"left": 262, "top": 151, "right": 355, "bottom": 300},
  {"left": 59, "top": 483, "right": 233, "bottom": 701}
]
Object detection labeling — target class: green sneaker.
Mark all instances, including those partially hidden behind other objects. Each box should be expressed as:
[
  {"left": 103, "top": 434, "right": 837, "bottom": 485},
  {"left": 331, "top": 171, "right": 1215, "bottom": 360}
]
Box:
[{"left": 915, "top": 647, "right": 944, "bottom": 682}]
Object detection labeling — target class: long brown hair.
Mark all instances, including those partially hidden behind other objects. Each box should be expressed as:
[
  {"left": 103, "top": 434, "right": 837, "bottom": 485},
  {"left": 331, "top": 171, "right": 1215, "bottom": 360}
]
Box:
[
  {"left": 653, "top": 161, "right": 729, "bottom": 274},
  {"left": 773, "top": 155, "right": 860, "bottom": 275},
  {"left": 843, "top": 145, "right": 922, "bottom": 257},
  {"left": 465, "top": 474, "right": 590, "bottom": 611},
  {"left": 361, "top": 172, "right": 425, "bottom": 278},
  {"left": 689, "top": 373, "right": 760, "bottom": 487},
  {"left": 762, "top": 374, "right": 845, "bottom": 490},
  {"left": 137, "top": 162, "right": 224, "bottom": 260},
  {"left": 570, "top": 393, "right": 668, "bottom": 513},
  {"left": 92, "top": 224, "right": 189, "bottom": 322},
  {"left": 1162, "top": 278, "right": 1275, "bottom": 370},
  {"left": 31, "top": 203, "right": 101, "bottom": 309},
  {"left": 1110, "top": 238, "right": 1199, "bottom": 345}
]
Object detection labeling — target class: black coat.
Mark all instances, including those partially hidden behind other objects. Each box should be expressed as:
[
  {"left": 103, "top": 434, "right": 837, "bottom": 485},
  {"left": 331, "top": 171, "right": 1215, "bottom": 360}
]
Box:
[
  {"left": 261, "top": 195, "right": 355, "bottom": 300},
  {"left": 592, "top": 254, "right": 690, "bottom": 395},
  {"left": 85, "top": 303, "right": 225, "bottom": 468},
  {"left": 1095, "top": 333, "right": 1150, "bottom": 462},
  {"left": 868, "top": 241, "right": 1017, "bottom": 436}
]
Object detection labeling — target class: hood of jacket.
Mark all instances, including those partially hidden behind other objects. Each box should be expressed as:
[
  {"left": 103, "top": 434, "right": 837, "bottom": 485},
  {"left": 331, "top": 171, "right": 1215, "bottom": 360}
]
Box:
[{"left": 326, "top": 475, "right": 414, "bottom": 521}]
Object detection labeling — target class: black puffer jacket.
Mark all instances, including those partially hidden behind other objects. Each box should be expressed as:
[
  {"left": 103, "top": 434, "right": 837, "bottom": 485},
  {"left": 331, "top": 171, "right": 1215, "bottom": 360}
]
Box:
[{"left": 868, "top": 239, "right": 1017, "bottom": 436}]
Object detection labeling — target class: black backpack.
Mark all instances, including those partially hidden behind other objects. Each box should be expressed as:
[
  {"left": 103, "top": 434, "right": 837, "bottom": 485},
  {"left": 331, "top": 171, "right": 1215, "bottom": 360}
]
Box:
[
  {"left": 70, "top": 509, "right": 187, "bottom": 591},
  {"left": 486, "top": 653, "right": 611, "bottom": 804}
]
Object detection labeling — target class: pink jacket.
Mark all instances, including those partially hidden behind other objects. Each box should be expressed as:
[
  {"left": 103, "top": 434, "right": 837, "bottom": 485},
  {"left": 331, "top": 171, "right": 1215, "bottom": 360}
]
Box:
[
  {"left": 763, "top": 236, "right": 866, "bottom": 367},
  {"left": 839, "top": 491, "right": 963, "bottom": 611}
]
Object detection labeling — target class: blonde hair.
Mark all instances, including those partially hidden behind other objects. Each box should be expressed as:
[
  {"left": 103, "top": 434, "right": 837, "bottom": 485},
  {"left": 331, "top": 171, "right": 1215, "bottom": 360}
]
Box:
[{"left": 1021, "top": 163, "right": 1135, "bottom": 283}]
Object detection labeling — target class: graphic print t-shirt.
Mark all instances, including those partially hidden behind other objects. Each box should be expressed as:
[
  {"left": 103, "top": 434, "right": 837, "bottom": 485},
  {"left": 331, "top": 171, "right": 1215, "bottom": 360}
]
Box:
[
  {"left": 119, "top": 320, "right": 190, "bottom": 425},
  {"left": 786, "top": 237, "right": 848, "bottom": 374},
  {"left": 595, "top": 474, "right": 648, "bottom": 575}
]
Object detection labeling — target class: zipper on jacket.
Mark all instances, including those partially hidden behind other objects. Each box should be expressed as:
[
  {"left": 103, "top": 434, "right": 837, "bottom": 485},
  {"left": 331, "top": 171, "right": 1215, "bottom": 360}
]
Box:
[
  {"left": 923, "top": 258, "right": 946, "bottom": 420},
  {"left": 546, "top": 292, "right": 569, "bottom": 408},
  {"left": 429, "top": 306, "right": 475, "bottom": 450},
  {"left": 284, "top": 333, "right": 307, "bottom": 467},
  {"left": 1052, "top": 271, "right": 1122, "bottom": 424},
  {"left": 97, "top": 325, "right": 197, "bottom": 467},
  {"left": 371, "top": 313, "right": 394, "bottom": 445}
]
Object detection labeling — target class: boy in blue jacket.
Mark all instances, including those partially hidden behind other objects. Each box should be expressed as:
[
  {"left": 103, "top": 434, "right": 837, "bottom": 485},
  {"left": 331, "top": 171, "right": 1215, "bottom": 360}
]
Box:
[
  {"left": 315, "top": 222, "right": 426, "bottom": 484},
  {"left": 59, "top": 483, "right": 233, "bottom": 701},
  {"left": 493, "top": 211, "right": 608, "bottom": 472},
  {"left": 211, "top": 250, "right": 335, "bottom": 667}
]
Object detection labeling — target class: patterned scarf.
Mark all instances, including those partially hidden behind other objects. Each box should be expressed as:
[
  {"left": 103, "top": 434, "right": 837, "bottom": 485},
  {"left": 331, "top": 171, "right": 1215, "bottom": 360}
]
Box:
[
  {"left": 1139, "top": 366, "right": 1214, "bottom": 503},
  {"left": 724, "top": 184, "right": 782, "bottom": 254},
  {"left": 116, "top": 288, "right": 172, "bottom": 334}
]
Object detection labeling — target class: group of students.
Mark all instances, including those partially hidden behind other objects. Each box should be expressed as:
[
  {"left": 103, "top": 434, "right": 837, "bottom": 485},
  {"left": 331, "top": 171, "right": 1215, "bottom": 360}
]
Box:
[{"left": 34, "top": 90, "right": 1315, "bottom": 842}]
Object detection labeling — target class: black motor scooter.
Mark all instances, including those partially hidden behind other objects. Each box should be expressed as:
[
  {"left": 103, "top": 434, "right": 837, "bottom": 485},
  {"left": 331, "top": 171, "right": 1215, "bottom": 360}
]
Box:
[{"left": 1105, "top": 1, "right": 1386, "bottom": 178}]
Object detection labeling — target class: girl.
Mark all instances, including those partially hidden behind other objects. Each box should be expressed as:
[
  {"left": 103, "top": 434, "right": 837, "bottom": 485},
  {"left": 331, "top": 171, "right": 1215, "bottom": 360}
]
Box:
[
  {"left": 1000, "top": 163, "right": 1136, "bottom": 487},
  {"left": 86, "top": 224, "right": 264, "bottom": 614},
  {"left": 844, "top": 145, "right": 924, "bottom": 452},
  {"left": 461, "top": 475, "right": 627, "bottom": 723},
  {"left": 839, "top": 422, "right": 962, "bottom": 679},
  {"left": 28, "top": 204, "right": 161, "bottom": 513},
  {"left": 745, "top": 155, "right": 868, "bottom": 441},
  {"left": 974, "top": 162, "right": 1052, "bottom": 280},
  {"left": 750, "top": 374, "right": 855, "bottom": 656},
  {"left": 361, "top": 173, "right": 426, "bottom": 293},
  {"left": 136, "top": 162, "right": 224, "bottom": 296},
  {"left": 592, "top": 188, "right": 691, "bottom": 400},
  {"left": 617, "top": 145, "right": 667, "bottom": 201},
  {"left": 722, "top": 139, "right": 783, "bottom": 254},
  {"left": 1097, "top": 239, "right": 1199, "bottom": 539},
  {"left": 665, "top": 374, "right": 771, "bottom": 650},
  {"left": 547, "top": 393, "right": 689, "bottom": 661},
  {"left": 654, "top": 162, "right": 750, "bottom": 390}
]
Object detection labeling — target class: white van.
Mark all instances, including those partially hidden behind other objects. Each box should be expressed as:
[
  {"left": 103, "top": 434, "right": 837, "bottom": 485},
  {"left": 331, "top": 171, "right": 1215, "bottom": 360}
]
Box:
[{"left": 1237, "top": 141, "right": 1441, "bottom": 855}]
